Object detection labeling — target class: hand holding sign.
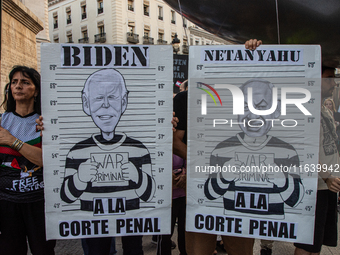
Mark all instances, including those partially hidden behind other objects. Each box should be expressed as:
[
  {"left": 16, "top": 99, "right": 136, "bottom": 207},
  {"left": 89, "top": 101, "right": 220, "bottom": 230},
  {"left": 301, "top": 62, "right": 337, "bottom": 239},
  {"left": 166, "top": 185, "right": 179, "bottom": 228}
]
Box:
[
  {"left": 325, "top": 177, "right": 340, "bottom": 193},
  {"left": 121, "top": 162, "right": 139, "bottom": 183},
  {"left": 78, "top": 159, "right": 98, "bottom": 182}
]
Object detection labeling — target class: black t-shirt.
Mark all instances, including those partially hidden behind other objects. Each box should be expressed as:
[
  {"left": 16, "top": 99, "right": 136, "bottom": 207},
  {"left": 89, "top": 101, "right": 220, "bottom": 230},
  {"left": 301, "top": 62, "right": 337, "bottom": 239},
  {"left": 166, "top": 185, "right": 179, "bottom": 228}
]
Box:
[
  {"left": 333, "top": 112, "right": 340, "bottom": 122},
  {"left": 173, "top": 91, "right": 188, "bottom": 144}
]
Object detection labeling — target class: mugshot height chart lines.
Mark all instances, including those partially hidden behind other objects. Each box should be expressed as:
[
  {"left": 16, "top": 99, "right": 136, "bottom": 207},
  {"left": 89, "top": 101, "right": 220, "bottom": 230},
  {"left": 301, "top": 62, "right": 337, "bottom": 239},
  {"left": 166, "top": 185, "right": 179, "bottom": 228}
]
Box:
[
  {"left": 41, "top": 44, "right": 173, "bottom": 239},
  {"left": 186, "top": 45, "right": 321, "bottom": 244}
]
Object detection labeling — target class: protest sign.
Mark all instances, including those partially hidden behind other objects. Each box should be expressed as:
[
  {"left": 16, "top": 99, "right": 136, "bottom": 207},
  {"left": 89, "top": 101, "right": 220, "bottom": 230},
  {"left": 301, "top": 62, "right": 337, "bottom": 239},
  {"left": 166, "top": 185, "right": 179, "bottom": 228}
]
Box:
[
  {"left": 186, "top": 45, "right": 321, "bottom": 244},
  {"left": 41, "top": 44, "right": 173, "bottom": 239}
]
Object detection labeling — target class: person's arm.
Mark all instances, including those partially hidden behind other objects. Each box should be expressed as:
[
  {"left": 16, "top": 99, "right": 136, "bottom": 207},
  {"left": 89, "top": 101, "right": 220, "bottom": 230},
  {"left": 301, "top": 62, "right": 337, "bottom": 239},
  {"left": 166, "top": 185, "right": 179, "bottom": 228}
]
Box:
[
  {"left": 324, "top": 177, "right": 340, "bottom": 193},
  {"left": 173, "top": 129, "right": 187, "bottom": 160},
  {"left": 171, "top": 112, "right": 178, "bottom": 132},
  {"left": 319, "top": 169, "right": 340, "bottom": 193},
  {"left": 173, "top": 91, "right": 188, "bottom": 159},
  {"left": 317, "top": 158, "right": 340, "bottom": 193},
  {"left": 0, "top": 127, "right": 43, "bottom": 167}
]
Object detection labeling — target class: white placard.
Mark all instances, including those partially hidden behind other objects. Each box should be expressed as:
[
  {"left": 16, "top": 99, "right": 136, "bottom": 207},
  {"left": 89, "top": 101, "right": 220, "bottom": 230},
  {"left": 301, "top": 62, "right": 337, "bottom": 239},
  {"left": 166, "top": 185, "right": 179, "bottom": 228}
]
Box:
[
  {"left": 186, "top": 45, "right": 321, "bottom": 244},
  {"left": 41, "top": 44, "right": 173, "bottom": 239}
]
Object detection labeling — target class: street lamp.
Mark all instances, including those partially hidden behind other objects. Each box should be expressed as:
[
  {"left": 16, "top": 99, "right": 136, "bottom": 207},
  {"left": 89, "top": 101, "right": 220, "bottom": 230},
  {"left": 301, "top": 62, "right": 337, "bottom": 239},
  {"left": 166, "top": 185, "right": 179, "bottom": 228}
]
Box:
[{"left": 171, "top": 33, "right": 180, "bottom": 54}]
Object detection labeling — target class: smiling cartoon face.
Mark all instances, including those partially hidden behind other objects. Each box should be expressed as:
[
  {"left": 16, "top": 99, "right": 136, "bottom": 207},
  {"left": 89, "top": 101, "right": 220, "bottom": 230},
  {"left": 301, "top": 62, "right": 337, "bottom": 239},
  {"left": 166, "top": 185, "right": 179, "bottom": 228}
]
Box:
[
  {"left": 238, "top": 80, "right": 280, "bottom": 137},
  {"left": 89, "top": 81, "right": 124, "bottom": 132},
  {"left": 82, "top": 69, "right": 127, "bottom": 133}
]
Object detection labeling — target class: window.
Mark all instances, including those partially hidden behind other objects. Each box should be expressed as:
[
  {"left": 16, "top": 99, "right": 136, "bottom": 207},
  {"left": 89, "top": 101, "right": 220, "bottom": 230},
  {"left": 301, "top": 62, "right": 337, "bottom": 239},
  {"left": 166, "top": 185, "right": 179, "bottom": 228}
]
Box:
[
  {"left": 81, "top": 1, "right": 87, "bottom": 20},
  {"left": 53, "top": 34, "right": 59, "bottom": 43},
  {"left": 98, "top": 25, "right": 105, "bottom": 35},
  {"left": 79, "top": 26, "right": 89, "bottom": 43},
  {"left": 98, "top": 0, "right": 103, "bottom": 14},
  {"left": 127, "top": 22, "right": 139, "bottom": 44},
  {"left": 53, "top": 12, "right": 58, "bottom": 29},
  {"left": 95, "top": 22, "right": 106, "bottom": 43},
  {"left": 143, "top": 25, "right": 153, "bottom": 44},
  {"left": 144, "top": 1, "right": 149, "bottom": 16},
  {"left": 66, "top": 13, "right": 71, "bottom": 24},
  {"left": 171, "top": 33, "right": 175, "bottom": 42},
  {"left": 183, "top": 18, "right": 187, "bottom": 28},
  {"left": 66, "top": 32, "right": 73, "bottom": 43},
  {"left": 171, "top": 10, "right": 176, "bottom": 24},
  {"left": 128, "top": 25, "right": 134, "bottom": 34},
  {"left": 158, "top": 6, "right": 163, "bottom": 20},
  {"left": 128, "top": 0, "right": 134, "bottom": 11},
  {"left": 157, "top": 30, "right": 167, "bottom": 44},
  {"left": 182, "top": 38, "right": 189, "bottom": 54},
  {"left": 195, "top": 39, "right": 200, "bottom": 45},
  {"left": 66, "top": 7, "right": 71, "bottom": 24}
]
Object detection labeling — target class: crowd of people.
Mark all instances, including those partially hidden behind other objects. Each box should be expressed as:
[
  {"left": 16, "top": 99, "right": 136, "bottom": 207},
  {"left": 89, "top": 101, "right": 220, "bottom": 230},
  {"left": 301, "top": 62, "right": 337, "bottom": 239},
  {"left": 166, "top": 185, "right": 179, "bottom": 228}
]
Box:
[{"left": 0, "top": 39, "right": 339, "bottom": 255}]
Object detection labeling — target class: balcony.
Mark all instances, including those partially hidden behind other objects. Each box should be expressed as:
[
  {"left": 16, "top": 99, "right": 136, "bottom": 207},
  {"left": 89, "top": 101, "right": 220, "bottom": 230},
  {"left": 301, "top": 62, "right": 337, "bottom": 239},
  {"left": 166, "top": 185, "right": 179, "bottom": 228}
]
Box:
[
  {"left": 127, "top": 32, "right": 139, "bottom": 44},
  {"left": 158, "top": 16, "right": 163, "bottom": 20},
  {"left": 182, "top": 44, "right": 189, "bottom": 54},
  {"left": 128, "top": 4, "right": 134, "bottom": 11},
  {"left": 78, "top": 37, "right": 89, "bottom": 43},
  {"left": 171, "top": 20, "right": 175, "bottom": 24},
  {"left": 98, "top": 7, "right": 103, "bottom": 14},
  {"left": 95, "top": 33, "right": 106, "bottom": 43},
  {"left": 144, "top": 11, "right": 149, "bottom": 16},
  {"left": 82, "top": 13, "right": 87, "bottom": 19},
  {"left": 53, "top": 23, "right": 58, "bottom": 29},
  {"left": 66, "top": 18, "right": 71, "bottom": 24},
  {"left": 157, "top": 39, "right": 167, "bottom": 45},
  {"left": 143, "top": 36, "right": 154, "bottom": 45}
]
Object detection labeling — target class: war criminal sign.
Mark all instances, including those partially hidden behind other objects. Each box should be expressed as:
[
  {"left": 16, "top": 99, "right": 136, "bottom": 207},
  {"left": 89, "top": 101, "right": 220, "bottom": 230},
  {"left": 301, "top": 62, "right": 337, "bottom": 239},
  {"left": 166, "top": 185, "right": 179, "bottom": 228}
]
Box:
[
  {"left": 41, "top": 44, "right": 173, "bottom": 239},
  {"left": 186, "top": 45, "right": 321, "bottom": 244}
]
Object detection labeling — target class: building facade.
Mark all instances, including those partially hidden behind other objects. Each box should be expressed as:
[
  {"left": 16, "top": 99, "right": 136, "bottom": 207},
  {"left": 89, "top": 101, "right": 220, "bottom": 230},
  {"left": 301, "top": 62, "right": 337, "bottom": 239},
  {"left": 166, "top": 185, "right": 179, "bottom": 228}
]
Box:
[
  {"left": 21, "top": 0, "right": 51, "bottom": 71},
  {"left": 48, "top": 0, "right": 231, "bottom": 53},
  {"left": 1, "top": 0, "right": 43, "bottom": 92}
]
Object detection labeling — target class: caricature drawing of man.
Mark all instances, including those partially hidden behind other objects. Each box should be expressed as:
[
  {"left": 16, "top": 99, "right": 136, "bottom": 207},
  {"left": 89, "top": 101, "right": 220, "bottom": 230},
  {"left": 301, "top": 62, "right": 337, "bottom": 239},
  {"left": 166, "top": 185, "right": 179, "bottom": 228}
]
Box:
[
  {"left": 204, "top": 79, "right": 304, "bottom": 219},
  {"left": 61, "top": 68, "right": 155, "bottom": 212}
]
